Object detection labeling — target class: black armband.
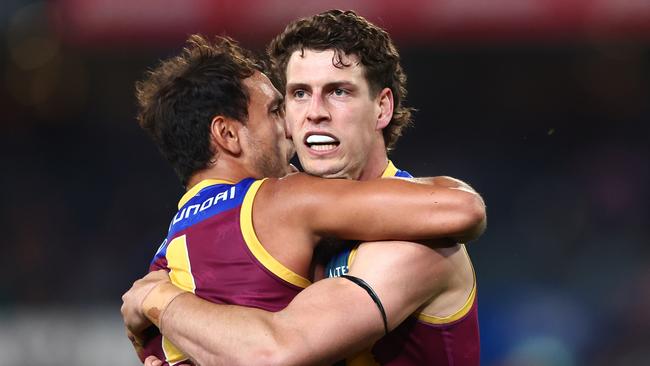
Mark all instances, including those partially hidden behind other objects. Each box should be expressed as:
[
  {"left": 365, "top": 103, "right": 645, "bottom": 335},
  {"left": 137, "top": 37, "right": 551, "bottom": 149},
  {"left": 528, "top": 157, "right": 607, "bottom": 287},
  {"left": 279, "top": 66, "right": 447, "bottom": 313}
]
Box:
[{"left": 340, "top": 275, "right": 388, "bottom": 335}]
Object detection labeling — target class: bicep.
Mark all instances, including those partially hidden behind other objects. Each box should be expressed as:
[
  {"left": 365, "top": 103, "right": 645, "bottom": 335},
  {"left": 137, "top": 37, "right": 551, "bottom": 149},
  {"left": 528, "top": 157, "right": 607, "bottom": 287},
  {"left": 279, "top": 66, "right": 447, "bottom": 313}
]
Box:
[{"left": 347, "top": 241, "right": 453, "bottom": 330}]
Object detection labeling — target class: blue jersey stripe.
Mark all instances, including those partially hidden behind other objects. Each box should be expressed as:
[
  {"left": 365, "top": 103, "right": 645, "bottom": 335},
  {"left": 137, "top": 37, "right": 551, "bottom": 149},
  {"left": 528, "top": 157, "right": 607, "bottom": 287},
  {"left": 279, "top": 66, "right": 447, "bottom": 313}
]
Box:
[{"left": 152, "top": 177, "right": 256, "bottom": 263}]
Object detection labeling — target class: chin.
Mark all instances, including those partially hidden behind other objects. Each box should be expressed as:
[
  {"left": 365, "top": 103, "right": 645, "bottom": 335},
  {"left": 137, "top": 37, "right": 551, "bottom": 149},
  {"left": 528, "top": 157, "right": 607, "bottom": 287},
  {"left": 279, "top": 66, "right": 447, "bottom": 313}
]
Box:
[{"left": 304, "top": 164, "right": 348, "bottom": 179}]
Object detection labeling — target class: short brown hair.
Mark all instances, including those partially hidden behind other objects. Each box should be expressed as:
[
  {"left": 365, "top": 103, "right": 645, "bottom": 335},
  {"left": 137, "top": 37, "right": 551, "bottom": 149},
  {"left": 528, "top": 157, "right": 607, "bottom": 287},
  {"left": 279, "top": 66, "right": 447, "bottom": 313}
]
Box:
[
  {"left": 136, "top": 35, "right": 261, "bottom": 186},
  {"left": 268, "top": 9, "right": 414, "bottom": 150}
]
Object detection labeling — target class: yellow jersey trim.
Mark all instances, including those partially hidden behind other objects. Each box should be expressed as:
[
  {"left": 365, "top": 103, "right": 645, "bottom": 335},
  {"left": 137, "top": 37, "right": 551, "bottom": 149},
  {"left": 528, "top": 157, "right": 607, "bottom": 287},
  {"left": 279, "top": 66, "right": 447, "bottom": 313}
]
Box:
[
  {"left": 347, "top": 349, "right": 380, "bottom": 366},
  {"left": 347, "top": 247, "right": 359, "bottom": 269},
  {"left": 163, "top": 235, "right": 196, "bottom": 364},
  {"left": 178, "top": 178, "right": 235, "bottom": 209},
  {"left": 381, "top": 160, "right": 399, "bottom": 178},
  {"left": 417, "top": 245, "right": 477, "bottom": 325},
  {"left": 240, "top": 179, "right": 312, "bottom": 289}
]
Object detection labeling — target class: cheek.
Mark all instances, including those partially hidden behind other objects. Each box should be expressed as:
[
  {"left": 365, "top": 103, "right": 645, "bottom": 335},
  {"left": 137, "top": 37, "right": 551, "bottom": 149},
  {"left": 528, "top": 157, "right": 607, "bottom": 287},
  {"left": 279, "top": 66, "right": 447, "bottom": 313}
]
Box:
[
  {"left": 284, "top": 109, "right": 300, "bottom": 131},
  {"left": 285, "top": 118, "right": 300, "bottom": 139},
  {"left": 285, "top": 100, "right": 302, "bottom": 115},
  {"left": 345, "top": 122, "right": 374, "bottom": 149}
]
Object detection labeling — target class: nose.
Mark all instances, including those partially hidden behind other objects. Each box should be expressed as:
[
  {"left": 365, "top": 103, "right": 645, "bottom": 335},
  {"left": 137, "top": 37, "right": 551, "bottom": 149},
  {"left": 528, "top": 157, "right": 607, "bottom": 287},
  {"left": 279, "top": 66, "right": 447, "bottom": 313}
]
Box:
[{"left": 306, "top": 94, "right": 329, "bottom": 124}]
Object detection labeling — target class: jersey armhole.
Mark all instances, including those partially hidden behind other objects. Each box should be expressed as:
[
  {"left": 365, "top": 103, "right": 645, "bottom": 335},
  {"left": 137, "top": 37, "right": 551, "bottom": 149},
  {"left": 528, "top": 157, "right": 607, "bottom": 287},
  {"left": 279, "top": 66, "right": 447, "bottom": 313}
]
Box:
[
  {"left": 416, "top": 245, "right": 477, "bottom": 325},
  {"left": 240, "top": 178, "right": 311, "bottom": 289},
  {"left": 347, "top": 246, "right": 359, "bottom": 268}
]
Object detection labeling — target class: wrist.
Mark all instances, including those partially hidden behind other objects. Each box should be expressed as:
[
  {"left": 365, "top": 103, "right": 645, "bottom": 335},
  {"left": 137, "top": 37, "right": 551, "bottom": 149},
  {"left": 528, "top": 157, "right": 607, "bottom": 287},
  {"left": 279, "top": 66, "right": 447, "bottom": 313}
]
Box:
[{"left": 141, "top": 281, "right": 187, "bottom": 329}]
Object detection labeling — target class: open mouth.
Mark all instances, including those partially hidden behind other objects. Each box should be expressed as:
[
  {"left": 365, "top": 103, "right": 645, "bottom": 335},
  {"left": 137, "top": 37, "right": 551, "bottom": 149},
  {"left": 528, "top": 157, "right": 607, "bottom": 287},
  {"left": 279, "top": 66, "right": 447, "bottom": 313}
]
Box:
[{"left": 305, "top": 134, "right": 340, "bottom": 152}]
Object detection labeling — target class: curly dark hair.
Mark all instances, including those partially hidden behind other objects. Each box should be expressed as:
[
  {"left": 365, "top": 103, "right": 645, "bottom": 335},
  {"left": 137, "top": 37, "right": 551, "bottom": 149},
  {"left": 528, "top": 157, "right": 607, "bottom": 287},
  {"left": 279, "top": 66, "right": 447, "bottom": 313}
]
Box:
[
  {"left": 136, "top": 34, "right": 261, "bottom": 186},
  {"left": 268, "top": 9, "right": 414, "bottom": 150}
]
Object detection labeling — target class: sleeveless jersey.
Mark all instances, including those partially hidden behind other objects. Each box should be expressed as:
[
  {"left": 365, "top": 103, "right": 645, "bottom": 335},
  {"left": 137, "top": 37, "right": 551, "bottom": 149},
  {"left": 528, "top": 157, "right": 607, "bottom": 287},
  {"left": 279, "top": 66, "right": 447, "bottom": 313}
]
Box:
[
  {"left": 143, "top": 178, "right": 311, "bottom": 365},
  {"left": 325, "top": 162, "right": 480, "bottom": 365}
]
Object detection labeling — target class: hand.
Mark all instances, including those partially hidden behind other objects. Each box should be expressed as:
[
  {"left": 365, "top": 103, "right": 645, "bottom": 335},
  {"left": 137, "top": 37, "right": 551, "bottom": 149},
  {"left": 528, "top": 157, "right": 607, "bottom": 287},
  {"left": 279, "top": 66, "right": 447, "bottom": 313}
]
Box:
[
  {"left": 121, "top": 270, "right": 170, "bottom": 336},
  {"left": 144, "top": 355, "right": 193, "bottom": 366}
]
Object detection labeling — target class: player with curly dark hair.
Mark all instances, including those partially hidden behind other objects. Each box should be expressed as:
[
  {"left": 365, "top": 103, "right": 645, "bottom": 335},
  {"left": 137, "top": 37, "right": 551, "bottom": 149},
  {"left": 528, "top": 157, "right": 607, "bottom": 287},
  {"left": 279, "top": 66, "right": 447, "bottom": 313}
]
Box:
[{"left": 269, "top": 9, "right": 413, "bottom": 152}]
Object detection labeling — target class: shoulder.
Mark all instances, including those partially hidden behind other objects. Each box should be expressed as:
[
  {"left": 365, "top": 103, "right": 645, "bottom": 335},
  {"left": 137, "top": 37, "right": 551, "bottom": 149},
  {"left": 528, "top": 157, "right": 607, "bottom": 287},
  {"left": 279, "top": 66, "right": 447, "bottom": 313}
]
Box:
[{"left": 249, "top": 173, "right": 318, "bottom": 226}]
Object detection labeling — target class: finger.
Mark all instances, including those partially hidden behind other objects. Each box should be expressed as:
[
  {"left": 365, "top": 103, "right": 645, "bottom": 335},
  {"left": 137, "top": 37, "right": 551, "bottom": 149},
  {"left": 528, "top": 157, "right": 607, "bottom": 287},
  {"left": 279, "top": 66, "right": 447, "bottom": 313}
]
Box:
[
  {"left": 149, "top": 269, "right": 170, "bottom": 280},
  {"left": 144, "top": 355, "right": 163, "bottom": 366}
]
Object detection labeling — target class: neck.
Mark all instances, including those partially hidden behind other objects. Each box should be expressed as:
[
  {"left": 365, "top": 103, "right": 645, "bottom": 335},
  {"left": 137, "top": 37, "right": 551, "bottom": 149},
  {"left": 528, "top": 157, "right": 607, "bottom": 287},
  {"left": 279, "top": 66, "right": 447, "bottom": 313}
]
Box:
[
  {"left": 185, "top": 157, "right": 253, "bottom": 191},
  {"left": 356, "top": 140, "right": 390, "bottom": 181}
]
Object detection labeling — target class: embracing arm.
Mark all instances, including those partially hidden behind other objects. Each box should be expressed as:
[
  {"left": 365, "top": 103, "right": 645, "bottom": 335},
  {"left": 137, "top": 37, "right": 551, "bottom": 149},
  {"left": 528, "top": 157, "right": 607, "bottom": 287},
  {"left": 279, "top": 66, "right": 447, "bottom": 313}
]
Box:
[
  {"left": 145, "top": 276, "right": 383, "bottom": 365},
  {"left": 255, "top": 173, "right": 486, "bottom": 247},
  {"left": 133, "top": 240, "right": 445, "bottom": 366}
]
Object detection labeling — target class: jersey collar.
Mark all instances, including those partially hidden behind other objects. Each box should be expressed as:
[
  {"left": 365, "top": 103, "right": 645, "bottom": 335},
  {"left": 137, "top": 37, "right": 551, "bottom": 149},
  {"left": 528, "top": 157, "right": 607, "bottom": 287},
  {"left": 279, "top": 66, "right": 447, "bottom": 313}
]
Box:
[
  {"left": 381, "top": 160, "right": 399, "bottom": 178},
  {"left": 178, "top": 179, "right": 235, "bottom": 209}
]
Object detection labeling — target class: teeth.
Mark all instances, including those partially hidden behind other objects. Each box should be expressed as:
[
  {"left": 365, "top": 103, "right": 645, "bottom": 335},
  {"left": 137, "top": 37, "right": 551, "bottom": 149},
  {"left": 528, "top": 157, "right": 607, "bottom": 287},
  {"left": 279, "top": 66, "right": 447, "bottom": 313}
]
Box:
[
  {"left": 311, "top": 144, "right": 337, "bottom": 151},
  {"left": 306, "top": 135, "right": 337, "bottom": 144}
]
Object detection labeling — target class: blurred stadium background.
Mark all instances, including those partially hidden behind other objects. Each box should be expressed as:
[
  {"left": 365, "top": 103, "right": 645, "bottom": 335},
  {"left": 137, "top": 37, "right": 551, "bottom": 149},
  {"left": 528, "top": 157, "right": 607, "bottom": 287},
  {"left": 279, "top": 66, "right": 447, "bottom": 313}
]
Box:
[{"left": 1, "top": 0, "right": 648, "bottom": 365}]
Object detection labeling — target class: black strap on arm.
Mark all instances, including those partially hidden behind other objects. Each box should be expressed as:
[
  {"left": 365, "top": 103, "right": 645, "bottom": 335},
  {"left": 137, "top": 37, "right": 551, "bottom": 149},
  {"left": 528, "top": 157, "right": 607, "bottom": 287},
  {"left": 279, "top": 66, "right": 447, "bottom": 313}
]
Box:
[{"left": 340, "top": 275, "right": 388, "bottom": 335}]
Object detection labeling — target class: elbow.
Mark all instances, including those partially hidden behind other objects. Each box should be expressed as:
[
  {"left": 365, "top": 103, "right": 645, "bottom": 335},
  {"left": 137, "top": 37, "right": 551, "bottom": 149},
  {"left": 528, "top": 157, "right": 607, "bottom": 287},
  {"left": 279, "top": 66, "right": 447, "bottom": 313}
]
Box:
[
  {"left": 233, "top": 333, "right": 302, "bottom": 366},
  {"left": 201, "top": 348, "right": 289, "bottom": 366},
  {"left": 235, "top": 349, "right": 281, "bottom": 366},
  {"left": 249, "top": 347, "right": 297, "bottom": 366},
  {"left": 236, "top": 316, "right": 308, "bottom": 366},
  {"left": 455, "top": 192, "right": 487, "bottom": 243},
  {"left": 191, "top": 341, "right": 291, "bottom": 366}
]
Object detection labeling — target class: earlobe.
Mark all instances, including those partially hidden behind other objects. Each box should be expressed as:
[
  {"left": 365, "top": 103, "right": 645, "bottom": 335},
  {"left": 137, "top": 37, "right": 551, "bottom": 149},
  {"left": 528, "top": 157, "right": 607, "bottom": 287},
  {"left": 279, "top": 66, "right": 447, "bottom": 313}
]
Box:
[
  {"left": 211, "top": 116, "right": 242, "bottom": 155},
  {"left": 376, "top": 88, "right": 394, "bottom": 130}
]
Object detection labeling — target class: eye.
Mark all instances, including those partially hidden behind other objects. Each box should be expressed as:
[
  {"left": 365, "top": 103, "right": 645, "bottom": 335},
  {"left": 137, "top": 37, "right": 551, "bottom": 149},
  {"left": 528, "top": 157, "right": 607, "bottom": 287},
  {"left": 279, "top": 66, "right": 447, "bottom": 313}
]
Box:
[
  {"left": 271, "top": 104, "right": 285, "bottom": 117},
  {"left": 333, "top": 88, "right": 348, "bottom": 97},
  {"left": 293, "top": 89, "right": 307, "bottom": 99}
]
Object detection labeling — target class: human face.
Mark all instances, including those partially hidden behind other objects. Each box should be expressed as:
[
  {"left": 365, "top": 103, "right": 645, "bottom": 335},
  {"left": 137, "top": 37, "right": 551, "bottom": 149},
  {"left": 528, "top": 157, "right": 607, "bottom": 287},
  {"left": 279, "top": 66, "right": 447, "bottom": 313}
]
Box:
[
  {"left": 240, "top": 71, "right": 294, "bottom": 178},
  {"left": 285, "top": 49, "right": 388, "bottom": 180}
]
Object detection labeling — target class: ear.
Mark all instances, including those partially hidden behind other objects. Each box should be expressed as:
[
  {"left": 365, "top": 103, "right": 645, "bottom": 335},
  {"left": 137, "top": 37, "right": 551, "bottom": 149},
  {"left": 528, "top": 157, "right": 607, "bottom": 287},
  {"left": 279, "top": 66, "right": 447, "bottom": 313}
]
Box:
[
  {"left": 376, "top": 87, "right": 394, "bottom": 130},
  {"left": 210, "top": 115, "right": 243, "bottom": 156}
]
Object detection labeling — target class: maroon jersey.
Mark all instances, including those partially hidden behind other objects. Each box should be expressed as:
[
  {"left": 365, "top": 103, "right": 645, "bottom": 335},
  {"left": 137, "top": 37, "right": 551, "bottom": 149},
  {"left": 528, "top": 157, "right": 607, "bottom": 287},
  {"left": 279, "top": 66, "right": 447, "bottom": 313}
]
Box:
[
  {"left": 368, "top": 280, "right": 479, "bottom": 365},
  {"left": 143, "top": 178, "right": 311, "bottom": 365},
  {"left": 327, "top": 162, "right": 480, "bottom": 366},
  {"left": 329, "top": 248, "right": 480, "bottom": 366}
]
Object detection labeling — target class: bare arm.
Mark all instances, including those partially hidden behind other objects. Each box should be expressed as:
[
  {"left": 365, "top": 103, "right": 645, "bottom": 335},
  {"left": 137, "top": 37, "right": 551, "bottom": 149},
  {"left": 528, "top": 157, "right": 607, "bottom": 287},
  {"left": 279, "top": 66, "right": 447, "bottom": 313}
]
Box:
[
  {"left": 133, "top": 241, "right": 447, "bottom": 366},
  {"left": 150, "top": 277, "right": 383, "bottom": 365},
  {"left": 255, "top": 173, "right": 486, "bottom": 248},
  {"left": 122, "top": 174, "right": 484, "bottom": 363}
]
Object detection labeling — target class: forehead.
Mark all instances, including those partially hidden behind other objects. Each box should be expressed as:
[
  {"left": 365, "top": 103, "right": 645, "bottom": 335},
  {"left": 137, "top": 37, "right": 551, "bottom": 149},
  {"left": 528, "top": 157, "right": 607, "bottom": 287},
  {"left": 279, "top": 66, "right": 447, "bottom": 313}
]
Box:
[
  {"left": 244, "top": 71, "right": 282, "bottom": 104},
  {"left": 286, "top": 49, "right": 366, "bottom": 85}
]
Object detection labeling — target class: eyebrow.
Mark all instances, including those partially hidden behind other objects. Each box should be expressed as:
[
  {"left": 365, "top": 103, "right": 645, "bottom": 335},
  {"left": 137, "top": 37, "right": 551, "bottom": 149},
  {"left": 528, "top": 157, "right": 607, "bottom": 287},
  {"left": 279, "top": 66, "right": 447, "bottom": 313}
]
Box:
[
  {"left": 286, "top": 82, "right": 309, "bottom": 91},
  {"left": 286, "top": 81, "right": 357, "bottom": 91}
]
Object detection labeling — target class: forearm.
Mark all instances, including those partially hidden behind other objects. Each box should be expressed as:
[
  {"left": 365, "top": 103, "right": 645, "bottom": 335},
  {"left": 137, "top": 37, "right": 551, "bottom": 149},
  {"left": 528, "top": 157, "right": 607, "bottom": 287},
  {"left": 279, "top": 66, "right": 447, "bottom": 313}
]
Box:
[
  {"left": 415, "top": 176, "right": 487, "bottom": 243},
  {"left": 410, "top": 176, "right": 486, "bottom": 242},
  {"left": 159, "top": 292, "right": 283, "bottom": 366},
  {"left": 145, "top": 280, "right": 384, "bottom": 366}
]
